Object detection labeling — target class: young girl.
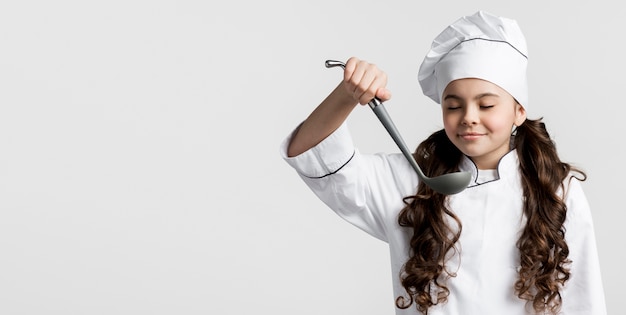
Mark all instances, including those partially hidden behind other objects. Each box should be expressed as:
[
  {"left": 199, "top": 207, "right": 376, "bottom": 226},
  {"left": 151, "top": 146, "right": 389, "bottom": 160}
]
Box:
[{"left": 280, "top": 11, "right": 606, "bottom": 315}]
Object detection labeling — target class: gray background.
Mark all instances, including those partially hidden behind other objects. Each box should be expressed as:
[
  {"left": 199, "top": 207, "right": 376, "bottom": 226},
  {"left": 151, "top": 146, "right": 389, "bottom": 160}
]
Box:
[{"left": 0, "top": 1, "right": 622, "bottom": 314}]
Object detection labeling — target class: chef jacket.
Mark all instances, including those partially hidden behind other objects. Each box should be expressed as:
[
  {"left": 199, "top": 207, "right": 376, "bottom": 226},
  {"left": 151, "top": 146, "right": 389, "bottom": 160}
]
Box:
[{"left": 280, "top": 123, "right": 607, "bottom": 315}]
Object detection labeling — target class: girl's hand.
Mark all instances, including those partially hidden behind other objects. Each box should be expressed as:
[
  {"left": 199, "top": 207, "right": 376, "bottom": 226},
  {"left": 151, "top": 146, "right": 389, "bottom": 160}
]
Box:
[{"left": 343, "top": 57, "right": 392, "bottom": 105}]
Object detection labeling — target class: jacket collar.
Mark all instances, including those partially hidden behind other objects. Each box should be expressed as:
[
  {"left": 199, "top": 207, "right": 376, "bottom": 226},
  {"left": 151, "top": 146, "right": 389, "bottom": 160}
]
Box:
[{"left": 459, "top": 150, "right": 520, "bottom": 188}]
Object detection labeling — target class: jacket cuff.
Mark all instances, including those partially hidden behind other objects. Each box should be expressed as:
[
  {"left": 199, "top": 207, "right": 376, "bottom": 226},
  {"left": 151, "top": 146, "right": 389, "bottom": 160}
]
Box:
[{"left": 279, "top": 123, "right": 355, "bottom": 178}]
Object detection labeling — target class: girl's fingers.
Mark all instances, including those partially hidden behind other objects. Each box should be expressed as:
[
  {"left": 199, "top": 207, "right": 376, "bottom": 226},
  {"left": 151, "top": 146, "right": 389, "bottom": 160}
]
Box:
[
  {"left": 372, "top": 74, "right": 391, "bottom": 102},
  {"left": 343, "top": 57, "right": 359, "bottom": 81},
  {"left": 343, "top": 57, "right": 390, "bottom": 105},
  {"left": 356, "top": 65, "right": 381, "bottom": 104},
  {"left": 376, "top": 88, "right": 392, "bottom": 102}
]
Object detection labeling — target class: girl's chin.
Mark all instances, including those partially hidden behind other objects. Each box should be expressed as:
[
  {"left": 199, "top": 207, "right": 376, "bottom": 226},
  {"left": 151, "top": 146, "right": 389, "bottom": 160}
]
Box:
[{"left": 453, "top": 144, "right": 484, "bottom": 157}]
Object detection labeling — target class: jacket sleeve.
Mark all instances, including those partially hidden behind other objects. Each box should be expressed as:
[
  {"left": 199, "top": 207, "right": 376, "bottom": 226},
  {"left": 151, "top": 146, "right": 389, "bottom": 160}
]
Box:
[
  {"left": 280, "top": 123, "right": 417, "bottom": 243},
  {"left": 561, "top": 177, "right": 607, "bottom": 314}
]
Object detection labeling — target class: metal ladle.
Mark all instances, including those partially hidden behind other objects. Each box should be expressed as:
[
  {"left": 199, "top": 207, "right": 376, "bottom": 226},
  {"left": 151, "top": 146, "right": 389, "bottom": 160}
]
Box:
[{"left": 325, "top": 60, "right": 471, "bottom": 195}]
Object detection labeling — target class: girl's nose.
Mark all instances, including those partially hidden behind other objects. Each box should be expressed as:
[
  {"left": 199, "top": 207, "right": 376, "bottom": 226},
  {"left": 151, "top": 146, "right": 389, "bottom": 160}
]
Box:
[{"left": 461, "top": 106, "right": 479, "bottom": 125}]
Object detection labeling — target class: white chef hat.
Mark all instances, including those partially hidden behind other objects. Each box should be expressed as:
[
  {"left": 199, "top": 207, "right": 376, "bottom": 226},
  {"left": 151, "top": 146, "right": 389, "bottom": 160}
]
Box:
[{"left": 418, "top": 11, "right": 529, "bottom": 109}]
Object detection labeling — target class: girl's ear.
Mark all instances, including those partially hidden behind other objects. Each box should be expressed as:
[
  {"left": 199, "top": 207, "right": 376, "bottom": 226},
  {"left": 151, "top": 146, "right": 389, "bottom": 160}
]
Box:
[{"left": 514, "top": 103, "right": 527, "bottom": 126}]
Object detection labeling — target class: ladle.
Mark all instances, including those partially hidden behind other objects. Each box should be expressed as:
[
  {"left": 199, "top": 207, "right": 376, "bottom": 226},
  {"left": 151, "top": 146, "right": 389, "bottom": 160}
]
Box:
[{"left": 325, "top": 60, "right": 471, "bottom": 195}]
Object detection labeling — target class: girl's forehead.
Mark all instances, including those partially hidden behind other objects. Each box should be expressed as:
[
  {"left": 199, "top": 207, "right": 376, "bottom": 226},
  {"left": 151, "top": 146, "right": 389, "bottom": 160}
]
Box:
[{"left": 443, "top": 78, "right": 510, "bottom": 98}]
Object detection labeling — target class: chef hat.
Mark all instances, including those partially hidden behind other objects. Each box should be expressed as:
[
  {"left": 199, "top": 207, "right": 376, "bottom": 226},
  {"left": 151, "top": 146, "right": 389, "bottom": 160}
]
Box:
[{"left": 418, "top": 10, "right": 529, "bottom": 108}]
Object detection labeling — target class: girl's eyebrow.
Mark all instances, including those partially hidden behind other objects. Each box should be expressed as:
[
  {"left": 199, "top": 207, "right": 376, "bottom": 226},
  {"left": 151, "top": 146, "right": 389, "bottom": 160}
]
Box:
[
  {"left": 443, "top": 94, "right": 462, "bottom": 101},
  {"left": 475, "top": 92, "right": 500, "bottom": 100},
  {"left": 443, "top": 92, "right": 500, "bottom": 101}
]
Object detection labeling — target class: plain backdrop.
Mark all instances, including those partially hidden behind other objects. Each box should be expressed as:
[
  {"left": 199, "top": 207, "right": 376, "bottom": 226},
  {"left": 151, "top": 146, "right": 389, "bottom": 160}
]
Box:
[{"left": 0, "top": 1, "right": 623, "bottom": 314}]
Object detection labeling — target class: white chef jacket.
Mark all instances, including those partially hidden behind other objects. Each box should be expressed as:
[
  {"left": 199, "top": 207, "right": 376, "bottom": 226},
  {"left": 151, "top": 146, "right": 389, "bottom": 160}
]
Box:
[{"left": 280, "top": 123, "right": 606, "bottom": 315}]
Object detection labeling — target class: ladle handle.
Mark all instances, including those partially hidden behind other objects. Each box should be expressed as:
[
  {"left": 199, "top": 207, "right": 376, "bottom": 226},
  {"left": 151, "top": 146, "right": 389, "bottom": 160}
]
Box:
[
  {"left": 367, "top": 98, "right": 427, "bottom": 179},
  {"left": 324, "top": 59, "right": 428, "bottom": 179}
]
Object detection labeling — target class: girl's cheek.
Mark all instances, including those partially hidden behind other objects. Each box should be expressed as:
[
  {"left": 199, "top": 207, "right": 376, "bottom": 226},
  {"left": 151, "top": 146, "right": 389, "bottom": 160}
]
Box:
[{"left": 443, "top": 115, "right": 462, "bottom": 130}]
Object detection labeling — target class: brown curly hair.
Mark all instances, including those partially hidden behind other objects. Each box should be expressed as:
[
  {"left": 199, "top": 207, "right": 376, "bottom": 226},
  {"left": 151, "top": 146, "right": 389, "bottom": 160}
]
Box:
[{"left": 395, "top": 118, "right": 585, "bottom": 314}]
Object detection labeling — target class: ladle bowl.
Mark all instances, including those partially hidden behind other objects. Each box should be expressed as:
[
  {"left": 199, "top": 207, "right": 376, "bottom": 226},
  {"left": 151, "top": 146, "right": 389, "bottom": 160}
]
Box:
[{"left": 325, "top": 60, "right": 472, "bottom": 195}]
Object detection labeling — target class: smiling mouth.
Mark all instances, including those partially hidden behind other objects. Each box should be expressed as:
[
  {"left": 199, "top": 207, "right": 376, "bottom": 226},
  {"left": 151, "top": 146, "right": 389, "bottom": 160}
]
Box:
[{"left": 459, "top": 133, "right": 484, "bottom": 140}]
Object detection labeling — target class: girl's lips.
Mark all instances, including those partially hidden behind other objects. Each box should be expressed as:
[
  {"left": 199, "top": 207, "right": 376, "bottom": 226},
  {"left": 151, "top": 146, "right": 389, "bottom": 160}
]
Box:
[{"left": 459, "top": 133, "right": 484, "bottom": 140}]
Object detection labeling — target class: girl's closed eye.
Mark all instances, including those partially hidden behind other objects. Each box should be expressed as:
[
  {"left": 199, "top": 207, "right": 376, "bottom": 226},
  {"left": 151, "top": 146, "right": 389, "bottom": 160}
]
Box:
[{"left": 444, "top": 102, "right": 462, "bottom": 110}]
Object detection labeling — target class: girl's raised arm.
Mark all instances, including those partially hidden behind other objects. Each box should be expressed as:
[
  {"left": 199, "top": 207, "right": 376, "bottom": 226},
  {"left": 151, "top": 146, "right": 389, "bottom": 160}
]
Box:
[{"left": 287, "top": 57, "right": 391, "bottom": 157}]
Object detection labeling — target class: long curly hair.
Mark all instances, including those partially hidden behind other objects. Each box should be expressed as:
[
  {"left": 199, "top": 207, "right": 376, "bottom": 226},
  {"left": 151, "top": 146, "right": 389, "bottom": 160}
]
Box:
[{"left": 395, "top": 118, "right": 585, "bottom": 314}]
